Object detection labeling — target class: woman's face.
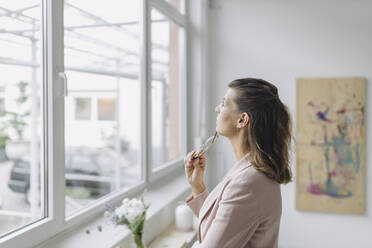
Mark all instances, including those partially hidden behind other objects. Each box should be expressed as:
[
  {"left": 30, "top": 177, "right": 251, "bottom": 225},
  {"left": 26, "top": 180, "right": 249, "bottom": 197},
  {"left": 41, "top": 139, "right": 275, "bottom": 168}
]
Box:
[{"left": 215, "top": 88, "right": 241, "bottom": 137}]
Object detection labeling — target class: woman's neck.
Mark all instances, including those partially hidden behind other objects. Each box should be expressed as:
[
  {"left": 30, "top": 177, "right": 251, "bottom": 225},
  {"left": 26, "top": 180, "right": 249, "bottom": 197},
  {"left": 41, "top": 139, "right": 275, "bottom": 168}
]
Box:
[{"left": 229, "top": 132, "right": 250, "bottom": 161}]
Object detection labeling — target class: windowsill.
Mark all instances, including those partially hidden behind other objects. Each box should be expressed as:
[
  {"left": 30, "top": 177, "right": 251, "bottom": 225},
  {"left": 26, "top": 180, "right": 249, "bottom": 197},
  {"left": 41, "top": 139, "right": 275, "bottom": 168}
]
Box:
[
  {"left": 148, "top": 223, "right": 196, "bottom": 248},
  {"left": 36, "top": 170, "right": 193, "bottom": 248}
]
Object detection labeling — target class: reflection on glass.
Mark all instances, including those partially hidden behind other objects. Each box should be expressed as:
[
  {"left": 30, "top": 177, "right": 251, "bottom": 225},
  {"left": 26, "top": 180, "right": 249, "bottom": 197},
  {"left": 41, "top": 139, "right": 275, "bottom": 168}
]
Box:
[
  {"left": 151, "top": 9, "right": 183, "bottom": 169},
  {"left": 0, "top": 1, "right": 45, "bottom": 237},
  {"left": 64, "top": 0, "right": 141, "bottom": 216}
]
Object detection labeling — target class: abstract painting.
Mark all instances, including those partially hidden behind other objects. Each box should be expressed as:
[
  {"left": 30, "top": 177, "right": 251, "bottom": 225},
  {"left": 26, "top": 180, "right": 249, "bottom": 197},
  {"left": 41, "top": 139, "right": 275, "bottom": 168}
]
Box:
[{"left": 296, "top": 77, "right": 366, "bottom": 214}]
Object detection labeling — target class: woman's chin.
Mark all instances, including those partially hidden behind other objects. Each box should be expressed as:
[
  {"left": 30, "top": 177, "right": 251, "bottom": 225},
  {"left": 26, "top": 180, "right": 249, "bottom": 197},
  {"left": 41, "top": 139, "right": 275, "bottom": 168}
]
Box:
[{"left": 215, "top": 127, "right": 221, "bottom": 135}]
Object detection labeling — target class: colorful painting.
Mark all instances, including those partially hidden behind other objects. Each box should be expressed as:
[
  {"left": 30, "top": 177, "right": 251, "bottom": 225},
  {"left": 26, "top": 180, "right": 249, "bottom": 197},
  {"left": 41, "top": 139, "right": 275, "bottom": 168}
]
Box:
[{"left": 296, "top": 77, "right": 366, "bottom": 214}]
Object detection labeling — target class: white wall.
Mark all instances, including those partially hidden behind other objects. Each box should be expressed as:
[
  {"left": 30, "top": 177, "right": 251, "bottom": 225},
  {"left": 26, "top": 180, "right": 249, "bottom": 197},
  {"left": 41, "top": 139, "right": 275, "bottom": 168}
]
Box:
[{"left": 204, "top": 0, "right": 372, "bottom": 247}]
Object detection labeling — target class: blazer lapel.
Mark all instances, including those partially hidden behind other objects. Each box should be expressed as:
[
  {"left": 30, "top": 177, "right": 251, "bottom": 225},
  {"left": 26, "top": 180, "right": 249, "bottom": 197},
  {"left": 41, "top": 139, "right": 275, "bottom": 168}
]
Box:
[
  {"left": 197, "top": 176, "right": 230, "bottom": 242},
  {"left": 197, "top": 155, "right": 252, "bottom": 242},
  {"left": 198, "top": 177, "right": 229, "bottom": 224}
]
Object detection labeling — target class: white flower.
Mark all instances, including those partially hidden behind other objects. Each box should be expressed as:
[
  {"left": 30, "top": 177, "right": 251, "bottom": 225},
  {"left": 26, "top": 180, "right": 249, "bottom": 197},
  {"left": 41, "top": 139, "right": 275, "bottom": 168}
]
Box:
[
  {"left": 114, "top": 197, "right": 145, "bottom": 222},
  {"left": 122, "top": 198, "right": 129, "bottom": 204}
]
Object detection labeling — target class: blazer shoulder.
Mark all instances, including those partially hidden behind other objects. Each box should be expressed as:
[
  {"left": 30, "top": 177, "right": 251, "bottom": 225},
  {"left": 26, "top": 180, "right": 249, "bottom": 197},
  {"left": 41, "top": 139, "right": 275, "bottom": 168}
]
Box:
[
  {"left": 219, "top": 167, "right": 279, "bottom": 219},
  {"left": 230, "top": 166, "right": 281, "bottom": 206},
  {"left": 233, "top": 165, "right": 278, "bottom": 187}
]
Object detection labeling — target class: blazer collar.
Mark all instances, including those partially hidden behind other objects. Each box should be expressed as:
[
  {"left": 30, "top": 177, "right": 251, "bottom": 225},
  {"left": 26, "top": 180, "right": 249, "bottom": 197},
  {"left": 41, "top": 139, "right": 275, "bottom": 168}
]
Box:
[
  {"left": 197, "top": 152, "right": 252, "bottom": 242},
  {"left": 226, "top": 152, "right": 252, "bottom": 178}
]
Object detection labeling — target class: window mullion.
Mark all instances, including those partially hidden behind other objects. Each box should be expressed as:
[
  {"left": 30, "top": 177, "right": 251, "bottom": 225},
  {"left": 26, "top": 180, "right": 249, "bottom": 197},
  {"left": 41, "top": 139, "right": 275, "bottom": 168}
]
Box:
[
  {"left": 140, "top": 0, "right": 151, "bottom": 183},
  {"left": 49, "top": 0, "right": 66, "bottom": 227},
  {"left": 180, "top": 17, "right": 188, "bottom": 157}
]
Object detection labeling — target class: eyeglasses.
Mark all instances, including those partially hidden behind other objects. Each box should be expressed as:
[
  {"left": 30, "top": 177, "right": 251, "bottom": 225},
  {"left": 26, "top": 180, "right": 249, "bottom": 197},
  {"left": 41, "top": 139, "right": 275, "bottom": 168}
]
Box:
[{"left": 192, "top": 131, "right": 219, "bottom": 159}]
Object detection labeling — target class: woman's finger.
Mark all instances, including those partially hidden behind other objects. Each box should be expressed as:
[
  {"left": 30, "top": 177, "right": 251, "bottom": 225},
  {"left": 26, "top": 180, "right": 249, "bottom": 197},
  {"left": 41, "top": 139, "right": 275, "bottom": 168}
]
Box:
[
  {"left": 188, "top": 151, "right": 195, "bottom": 160},
  {"left": 194, "top": 158, "right": 199, "bottom": 165},
  {"left": 185, "top": 153, "right": 191, "bottom": 164},
  {"left": 192, "top": 150, "right": 201, "bottom": 160},
  {"left": 187, "top": 152, "right": 192, "bottom": 160},
  {"left": 185, "top": 159, "right": 193, "bottom": 168}
]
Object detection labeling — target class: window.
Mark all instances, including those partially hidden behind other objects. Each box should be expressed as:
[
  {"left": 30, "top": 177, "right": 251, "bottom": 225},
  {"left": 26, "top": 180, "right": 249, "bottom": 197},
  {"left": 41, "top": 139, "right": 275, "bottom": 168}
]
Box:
[
  {"left": 0, "top": 0, "right": 187, "bottom": 246},
  {"left": 0, "top": 0, "right": 46, "bottom": 238},
  {"left": 64, "top": 0, "right": 142, "bottom": 216},
  {"left": 151, "top": 8, "right": 185, "bottom": 169}
]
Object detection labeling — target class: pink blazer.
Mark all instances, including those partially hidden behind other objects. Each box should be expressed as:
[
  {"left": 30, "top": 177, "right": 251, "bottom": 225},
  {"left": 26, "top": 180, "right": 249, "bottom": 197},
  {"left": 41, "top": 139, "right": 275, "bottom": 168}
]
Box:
[{"left": 185, "top": 153, "right": 282, "bottom": 248}]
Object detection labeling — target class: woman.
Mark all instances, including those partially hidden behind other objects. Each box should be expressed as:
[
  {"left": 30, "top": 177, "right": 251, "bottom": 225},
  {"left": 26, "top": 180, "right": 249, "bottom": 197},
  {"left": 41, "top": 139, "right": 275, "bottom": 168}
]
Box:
[{"left": 184, "top": 78, "right": 292, "bottom": 248}]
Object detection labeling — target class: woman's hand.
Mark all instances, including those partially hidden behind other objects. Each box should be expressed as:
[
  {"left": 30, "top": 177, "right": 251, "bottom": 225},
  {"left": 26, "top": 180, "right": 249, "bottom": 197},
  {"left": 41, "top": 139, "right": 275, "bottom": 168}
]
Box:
[{"left": 184, "top": 151, "right": 206, "bottom": 196}]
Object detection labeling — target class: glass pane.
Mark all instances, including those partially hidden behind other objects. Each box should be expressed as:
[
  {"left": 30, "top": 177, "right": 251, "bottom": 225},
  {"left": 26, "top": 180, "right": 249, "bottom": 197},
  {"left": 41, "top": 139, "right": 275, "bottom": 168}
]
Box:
[
  {"left": 64, "top": 0, "right": 141, "bottom": 216},
  {"left": 151, "top": 8, "right": 183, "bottom": 169},
  {"left": 0, "top": 0, "right": 45, "bottom": 237}
]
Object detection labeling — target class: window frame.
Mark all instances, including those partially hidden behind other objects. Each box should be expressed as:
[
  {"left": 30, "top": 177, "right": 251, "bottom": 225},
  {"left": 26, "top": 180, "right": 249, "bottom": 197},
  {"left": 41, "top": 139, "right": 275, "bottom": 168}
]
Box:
[
  {"left": 0, "top": 0, "right": 189, "bottom": 247},
  {"left": 148, "top": 0, "right": 188, "bottom": 182}
]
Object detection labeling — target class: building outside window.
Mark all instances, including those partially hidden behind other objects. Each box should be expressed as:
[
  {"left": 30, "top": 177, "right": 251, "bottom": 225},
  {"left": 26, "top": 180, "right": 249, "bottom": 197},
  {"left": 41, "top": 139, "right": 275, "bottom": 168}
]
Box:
[{"left": 74, "top": 98, "right": 91, "bottom": 120}]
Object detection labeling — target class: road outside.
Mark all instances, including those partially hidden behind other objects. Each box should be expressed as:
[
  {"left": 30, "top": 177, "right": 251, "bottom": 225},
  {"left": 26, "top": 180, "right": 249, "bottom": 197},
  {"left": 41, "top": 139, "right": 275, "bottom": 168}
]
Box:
[
  {"left": 0, "top": 160, "right": 91, "bottom": 236},
  {"left": 0, "top": 160, "right": 36, "bottom": 235}
]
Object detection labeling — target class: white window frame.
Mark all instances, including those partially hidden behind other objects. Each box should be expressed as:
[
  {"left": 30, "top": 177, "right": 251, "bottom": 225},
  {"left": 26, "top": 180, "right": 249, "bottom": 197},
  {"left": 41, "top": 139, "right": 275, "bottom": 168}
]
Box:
[
  {"left": 148, "top": 0, "right": 188, "bottom": 182},
  {"left": 0, "top": 0, "right": 188, "bottom": 247}
]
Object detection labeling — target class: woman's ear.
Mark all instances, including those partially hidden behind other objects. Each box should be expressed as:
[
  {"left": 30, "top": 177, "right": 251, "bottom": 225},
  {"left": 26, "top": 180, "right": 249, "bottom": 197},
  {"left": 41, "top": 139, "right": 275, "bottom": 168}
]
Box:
[{"left": 237, "top": 113, "right": 249, "bottom": 128}]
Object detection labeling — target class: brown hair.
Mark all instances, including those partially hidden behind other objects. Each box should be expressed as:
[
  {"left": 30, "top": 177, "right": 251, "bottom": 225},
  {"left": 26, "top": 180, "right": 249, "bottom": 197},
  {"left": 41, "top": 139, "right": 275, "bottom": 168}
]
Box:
[{"left": 228, "top": 78, "right": 293, "bottom": 184}]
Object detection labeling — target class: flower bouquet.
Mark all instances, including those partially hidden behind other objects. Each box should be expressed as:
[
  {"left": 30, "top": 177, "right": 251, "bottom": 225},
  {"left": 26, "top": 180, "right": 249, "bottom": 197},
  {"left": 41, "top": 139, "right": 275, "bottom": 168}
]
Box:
[{"left": 104, "top": 191, "right": 150, "bottom": 248}]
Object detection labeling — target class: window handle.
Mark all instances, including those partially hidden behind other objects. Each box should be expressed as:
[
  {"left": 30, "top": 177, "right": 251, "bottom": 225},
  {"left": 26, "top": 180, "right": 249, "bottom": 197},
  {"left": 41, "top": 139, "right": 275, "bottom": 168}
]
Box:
[{"left": 59, "top": 72, "right": 68, "bottom": 96}]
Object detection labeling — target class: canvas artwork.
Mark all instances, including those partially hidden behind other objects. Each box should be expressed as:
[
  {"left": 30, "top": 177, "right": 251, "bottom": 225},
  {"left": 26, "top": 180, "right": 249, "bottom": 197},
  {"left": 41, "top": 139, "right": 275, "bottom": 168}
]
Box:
[{"left": 295, "top": 77, "right": 366, "bottom": 214}]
